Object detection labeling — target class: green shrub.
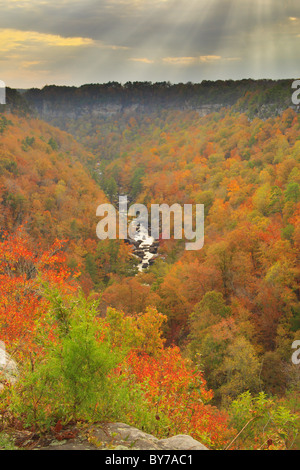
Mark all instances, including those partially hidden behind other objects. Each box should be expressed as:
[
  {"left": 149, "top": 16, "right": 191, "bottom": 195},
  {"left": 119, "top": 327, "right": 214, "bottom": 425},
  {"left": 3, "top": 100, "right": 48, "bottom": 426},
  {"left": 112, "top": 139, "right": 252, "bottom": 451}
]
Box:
[
  {"left": 0, "top": 433, "right": 16, "bottom": 450},
  {"left": 7, "top": 289, "right": 162, "bottom": 434},
  {"left": 9, "top": 293, "right": 122, "bottom": 429},
  {"left": 228, "top": 391, "right": 299, "bottom": 450}
]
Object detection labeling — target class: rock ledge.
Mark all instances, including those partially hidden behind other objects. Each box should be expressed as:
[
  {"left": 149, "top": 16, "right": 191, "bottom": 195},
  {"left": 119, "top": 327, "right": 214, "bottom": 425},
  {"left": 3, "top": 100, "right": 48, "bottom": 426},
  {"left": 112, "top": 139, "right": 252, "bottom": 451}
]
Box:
[{"left": 40, "top": 423, "right": 208, "bottom": 451}]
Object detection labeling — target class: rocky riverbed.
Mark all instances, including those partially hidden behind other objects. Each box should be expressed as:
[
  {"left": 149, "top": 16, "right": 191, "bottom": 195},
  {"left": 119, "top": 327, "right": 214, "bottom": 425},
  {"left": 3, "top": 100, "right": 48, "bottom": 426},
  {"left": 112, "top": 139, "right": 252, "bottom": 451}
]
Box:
[{"left": 125, "top": 222, "right": 160, "bottom": 272}]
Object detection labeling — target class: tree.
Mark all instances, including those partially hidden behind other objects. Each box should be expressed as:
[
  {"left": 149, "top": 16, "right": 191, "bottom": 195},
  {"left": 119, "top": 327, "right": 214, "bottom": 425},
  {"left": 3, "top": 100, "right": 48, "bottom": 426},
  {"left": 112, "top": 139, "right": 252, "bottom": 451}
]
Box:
[
  {"left": 219, "top": 337, "right": 261, "bottom": 402},
  {"left": 0, "top": 229, "right": 75, "bottom": 359}
]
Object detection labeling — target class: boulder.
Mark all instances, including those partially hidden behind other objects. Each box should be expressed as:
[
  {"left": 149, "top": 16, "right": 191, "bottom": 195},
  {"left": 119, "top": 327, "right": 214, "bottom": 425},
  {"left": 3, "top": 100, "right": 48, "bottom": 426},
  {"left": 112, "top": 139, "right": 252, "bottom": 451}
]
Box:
[
  {"left": 134, "top": 250, "right": 144, "bottom": 258},
  {"left": 131, "top": 239, "right": 142, "bottom": 248},
  {"left": 159, "top": 434, "right": 208, "bottom": 451},
  {"left": 39, "top": 423, "right": 208, "bottom": 451},
  {"left": 0, "top": 341, "right": 18, "bottom": 391}
]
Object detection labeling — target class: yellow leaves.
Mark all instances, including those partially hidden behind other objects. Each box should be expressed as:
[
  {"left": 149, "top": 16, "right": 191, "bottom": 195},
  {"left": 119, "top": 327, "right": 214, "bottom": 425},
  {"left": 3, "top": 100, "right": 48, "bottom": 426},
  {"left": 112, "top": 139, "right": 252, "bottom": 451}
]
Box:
[
  {"left": 103, "top": 306, "right": 166, "bottom": 357},
  {"left": 265, "top": 260, "right": 296, "bottom": 288},
  {"left": 227, "top": 179, "right": 240, "bottom": 196}
]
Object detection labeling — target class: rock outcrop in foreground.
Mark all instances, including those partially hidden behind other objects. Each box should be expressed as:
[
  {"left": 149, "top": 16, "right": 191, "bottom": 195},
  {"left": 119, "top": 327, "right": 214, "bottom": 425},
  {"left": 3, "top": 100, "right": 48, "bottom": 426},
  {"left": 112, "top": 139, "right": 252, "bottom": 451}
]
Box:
[
  {"left": 39, "top": 423, "right": 208, "bottom": 451},
  {"left": 0, "top": 341, "right": 18, "bottom": 391}
]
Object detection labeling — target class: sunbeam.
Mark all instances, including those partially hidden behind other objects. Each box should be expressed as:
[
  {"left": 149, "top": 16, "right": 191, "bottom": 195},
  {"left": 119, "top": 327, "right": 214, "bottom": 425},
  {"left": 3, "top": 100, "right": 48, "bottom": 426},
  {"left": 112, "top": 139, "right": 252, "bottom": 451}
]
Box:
[{"left": 0, "top": 0, "right": 300, "bottom": 86}]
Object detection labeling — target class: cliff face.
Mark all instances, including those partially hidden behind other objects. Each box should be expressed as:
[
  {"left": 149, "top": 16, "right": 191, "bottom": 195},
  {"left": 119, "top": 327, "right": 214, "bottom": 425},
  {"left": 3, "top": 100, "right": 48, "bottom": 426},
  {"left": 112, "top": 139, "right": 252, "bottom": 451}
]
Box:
[
  {"left": 28, "top": 98, "right": 228, "bottom": 120},
  {"left": 24, "top": 98, "right": 299, "bottom": 123},
  {"left": 21, "top": 79, "right": 298, "bottom": 122}
]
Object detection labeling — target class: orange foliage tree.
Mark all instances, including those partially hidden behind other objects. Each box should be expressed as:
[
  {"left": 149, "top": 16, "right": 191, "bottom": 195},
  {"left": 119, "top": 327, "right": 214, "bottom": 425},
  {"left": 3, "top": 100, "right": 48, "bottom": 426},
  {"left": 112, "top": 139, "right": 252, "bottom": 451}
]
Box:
[
  {"left": 0, "top": 228, "right": 77, "bottom": 358},
  {"left": 122, "top": 347, "right": 232, "bottom": 448}
]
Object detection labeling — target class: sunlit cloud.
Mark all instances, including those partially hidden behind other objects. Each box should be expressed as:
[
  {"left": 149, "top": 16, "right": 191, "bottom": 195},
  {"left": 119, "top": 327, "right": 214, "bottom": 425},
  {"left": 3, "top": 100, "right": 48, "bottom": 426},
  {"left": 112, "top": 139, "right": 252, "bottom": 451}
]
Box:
[
  {"left": 0, "top": 29, "right": 94, "bottom": 53},
  {"left": 199, "top": 55, "right": 222, "bottom": 63},
  {"left": 21, "top": 60, "right": 43, "bottom": 69},
  {"left": 130, "top": 58, "right": 155, "bottom": 64},
  {"left": 1, "top": 0, "right": 300, "bottom": 86},
  {"left": 163, "top": 55, "right": 222, "bottom": 66},
  {"left": 163, "top": 57, "right": 198, "bottom": 66},
  {"left": 0, "top": 27, "right": 129, "bottom": 54}
]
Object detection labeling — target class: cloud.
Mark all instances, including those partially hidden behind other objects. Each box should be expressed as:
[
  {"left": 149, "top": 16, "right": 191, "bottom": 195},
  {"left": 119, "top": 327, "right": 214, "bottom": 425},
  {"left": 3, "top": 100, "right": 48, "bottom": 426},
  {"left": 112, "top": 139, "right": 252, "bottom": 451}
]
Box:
[
  {"left": 162, "top": 57, "right": 198, "bottom": 66},
  {"left": 21, "top": 60, "right": 43, "bottom": 69},
  {"left": 0, "top": 29, "right": 94, "bottom": 53},
  {"left": 130, "top": 58, "right": 155, "bottom": 64},
  {"left": 1, "top": 0, "right": 300, "bottom": 86},
  {"left": 0, "top": 27, "right": 131, "bottom": 87},
  {"left": 104, "top": 44, "right": 130, "bottom": 51},
  {"left": 199, "top": 55, "right": 222, "bottom": 63},
  {"left": 162, "top": 55, "right": 222, "bottom": 66}
]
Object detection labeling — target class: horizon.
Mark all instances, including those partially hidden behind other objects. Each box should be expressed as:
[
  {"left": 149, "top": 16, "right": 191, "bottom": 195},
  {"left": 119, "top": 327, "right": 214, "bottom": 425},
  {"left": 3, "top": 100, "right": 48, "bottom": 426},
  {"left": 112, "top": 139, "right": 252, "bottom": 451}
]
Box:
[{"left": 8, "top": 77, "right": 299, "bottom": 92}]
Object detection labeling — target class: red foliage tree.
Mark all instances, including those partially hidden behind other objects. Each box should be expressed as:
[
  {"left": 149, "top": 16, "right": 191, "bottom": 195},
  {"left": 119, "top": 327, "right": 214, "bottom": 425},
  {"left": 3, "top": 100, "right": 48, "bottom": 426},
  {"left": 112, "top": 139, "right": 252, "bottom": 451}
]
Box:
[{"left": 0, "top": 228, "right": 77, "bottom": 358}]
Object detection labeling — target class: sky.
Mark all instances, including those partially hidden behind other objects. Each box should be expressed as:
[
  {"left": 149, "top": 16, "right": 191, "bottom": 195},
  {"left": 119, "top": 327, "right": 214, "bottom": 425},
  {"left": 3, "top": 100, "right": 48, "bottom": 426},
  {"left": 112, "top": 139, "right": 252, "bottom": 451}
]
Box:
[{"left": 0, "top": 0, "right": 300, "bottom": 88}]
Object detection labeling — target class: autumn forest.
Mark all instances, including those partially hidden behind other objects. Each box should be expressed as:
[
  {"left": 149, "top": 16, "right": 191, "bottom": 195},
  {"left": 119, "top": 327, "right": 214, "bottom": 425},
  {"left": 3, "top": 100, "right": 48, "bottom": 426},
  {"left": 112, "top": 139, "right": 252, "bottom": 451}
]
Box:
[{"left": 0, "top": 80, "right": 299, "bottom": 450}]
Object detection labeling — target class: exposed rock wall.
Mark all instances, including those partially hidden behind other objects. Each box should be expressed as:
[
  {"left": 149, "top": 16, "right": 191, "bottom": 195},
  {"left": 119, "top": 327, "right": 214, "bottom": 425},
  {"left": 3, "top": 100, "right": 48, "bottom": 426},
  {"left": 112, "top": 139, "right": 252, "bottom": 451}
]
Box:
[{"left": 32, "top": 101, "right": 227, "bottom": 121}]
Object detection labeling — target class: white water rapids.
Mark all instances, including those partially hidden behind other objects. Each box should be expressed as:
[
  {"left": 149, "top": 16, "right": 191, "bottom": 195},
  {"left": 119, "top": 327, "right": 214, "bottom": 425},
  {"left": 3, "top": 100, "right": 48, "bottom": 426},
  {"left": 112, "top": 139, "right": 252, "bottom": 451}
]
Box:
[
  {"left": 133, "top": 223, "right": 156, "bottom": 272},
  {"left": 119, "top": 197, "right": 157, "bottom": 271}
]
